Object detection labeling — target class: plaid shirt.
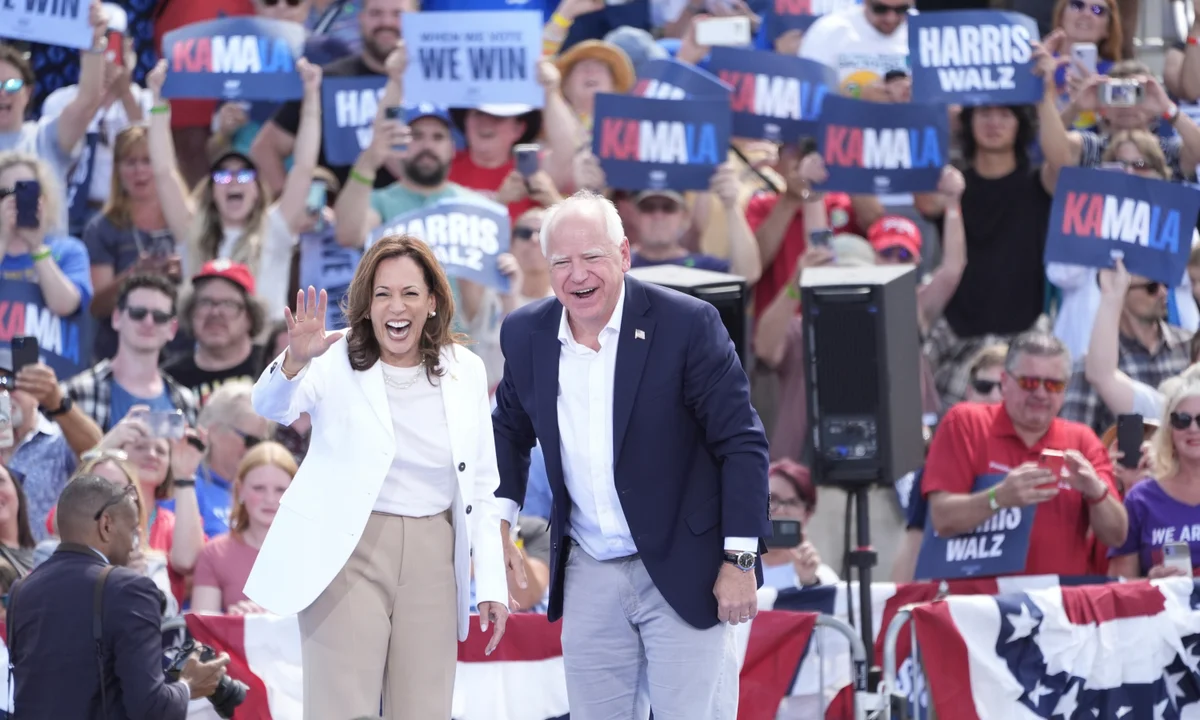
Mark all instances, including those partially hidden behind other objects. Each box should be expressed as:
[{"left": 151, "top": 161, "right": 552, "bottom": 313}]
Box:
[
  {"left": 1061, "top": 324, "right": 1194, "bottom": 435},
  {"left": 61, "top": 359, "right": 199, "bottom": 432}
]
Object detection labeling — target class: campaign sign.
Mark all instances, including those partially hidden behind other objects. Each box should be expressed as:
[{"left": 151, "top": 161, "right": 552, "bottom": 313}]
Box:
[
  {"left": 816, "top": 95, "right": 949, "bottom": 194},
  {"left": 0, "top": 0, "right": 92, "bottom": 50},
  {"left": 162, "top": 17, "right": 306, "bottom": 101},
  {"left": 321, "top": 75, "right": 387, "bottom": 166},
  {"left": 592, "top": 94, "right": 731, "bottom": 192},
  {"left": 909, "top": 10, "right": 1041, "bottom": 106},
  {"left": 1044, "top": 167, "right": 1200, "bottom": 286},
  {"left": 707, "top": 47, "right": 837, "bottom": 142},
  {"left": 299, "top": 227, "right": 359, "bottom": 330},
  {"left": 367, "top": 199, "right": 512, "bottom": 293},
  {"left": 765, "top": 0, "right": 861, "bottom": 43},
  {"left": 914, "top": 473, "right": 1037, "bottom": 580},
  {"left": 402, "top": 11, "right": 544, "bottom": 109},
  {"left": 632, "top": 59, "right": 732, "bottom": 101}
]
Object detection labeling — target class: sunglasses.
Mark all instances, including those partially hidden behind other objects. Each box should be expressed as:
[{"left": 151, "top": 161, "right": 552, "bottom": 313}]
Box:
[
  {"left": 230, "top": 427, "right": 263, "bottom": 450},
  {"left": 638, "top": 199, "right": 681, "bottom": 214},
  {"left": 212, "top": 169, "right": 257, "bottom": 185},
  {"left": 1068, "top": 0, "right": 1108, "bottom": 15},
  {"left": 261, "top": 0, "right": 304, "bottom": 5},
  {"left": 1014, "top": 375, "right": 1067, "bottom": 394},
  {"left": 971, "top": 378, "right": 1001, "bottom": 395},
  {"left": 125, "top": 306, "right": 174, "bottom": 324},
  {"left": 1129, "top": 281, "right": 1164, "bottom": 295},
  {"left": 512, "top": 226, "right": 539, "bottom": 242},
  {"left": 879, "top": 246, "right": 914, "bottom": 262},
  {"left": 93, "top": 483, "right": 138, "bottom": 521},
  {"left": 869, "top": 2, "right": 911, "bottom": 15},
  {"left": 1170, "top": 412, "right": 1200, "bottom": 430},
  {"left": 0, "top": 79, "right": 24, "bottom": 95}
]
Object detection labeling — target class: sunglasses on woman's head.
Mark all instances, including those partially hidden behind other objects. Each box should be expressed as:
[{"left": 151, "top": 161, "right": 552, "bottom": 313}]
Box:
[
  {"left": 971, "top": 378, "right": 1000, "bottom": 395},
  {"left": 869, "top": 1, "right": 911, "bottom": 15},
  {"left": 0, "top": 79, "right": 24, "bottom": 95},
  {"left": 512, "top": 226, "right": 539, "bottom": 241},
  {"left": 212, "top": 169, "right": 257, "bottom": 185},
  {"left": 1171, "top": 412, "right": 1200, "bottom": 430},
  {"left": 125, "top": 306, "right": 174, "bottom": 324},
  {"left": 1068, "top": 0, "right": 1108, "bottom": 15},
  {"left": 1014, "top": 375, "right": 1067, "bottom": 393}
]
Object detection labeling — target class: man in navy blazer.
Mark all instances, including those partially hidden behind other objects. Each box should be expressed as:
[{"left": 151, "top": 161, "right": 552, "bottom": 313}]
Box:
[
  {"left": 7, "top": 475, "right": 229, "bottom": 720},
  {"left": 492, "top": 190, "right": 771, "bottom": 719}
]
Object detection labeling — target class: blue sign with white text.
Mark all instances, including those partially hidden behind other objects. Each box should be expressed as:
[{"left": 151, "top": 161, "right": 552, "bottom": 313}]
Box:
[
  {"left": 299, "top": 226, "right": 358, "bottom": 330},
  {"left": 765, "top": 0, "right": 861, "bottom": 43},
  {"left": 367, "top": 199, "right": 512, "bottom": 293},
  {"left": 914, "top": 473, "right": 1037, "bottom": 580},
  {"left": 909, "top": 10, "right": 1042, "bottom": 106},
  {"left": 592, "top": 94, "right": 731, "bottom": 192},
  {"left": 707, "top": 47, "right": 838, "bottom": 142},
  {"left": 632, "top": 59, "right": 732, "bottom": 101},
  {"left": 321, "top": 75, "right": 387, "bottom": 166},
  {"left": 1044, "top": 167, "right": 1200, "bottom": 286},
  {"left": 161, "top": 17, "right": 306, "bottom": 101},
  {"left": 816, "top": 95, "right": 949, "bottom": 194},
  {"left": 0, "top": 0, "right": 92, "bottom": 50}
]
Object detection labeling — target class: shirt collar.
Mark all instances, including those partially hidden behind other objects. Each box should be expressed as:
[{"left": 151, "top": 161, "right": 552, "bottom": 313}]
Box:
[
  {"left": 16, "top": 413, "right": 61, "bottom": 451},
  {"left": 557, "top": 278, "right": 626, "bottom": 349},
  {"left": 992, "top": 403, "right": 1066, "bottom": 450}
]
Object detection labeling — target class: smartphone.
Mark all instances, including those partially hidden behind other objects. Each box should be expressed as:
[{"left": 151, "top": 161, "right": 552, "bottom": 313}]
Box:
[
  {"left": 1070, "top": 42, "right": 1098, "bottom": 77},
  {"left": 133, "top": 410, "right": 186, "bottom": 440},
  {"left": 809, "top": 228, "right": 833, "bottom": 249},
  {"left": 766, "top": 518, "right": 803, "bottom": 548},
  {"left": 1040, "top": 449, "right": 1067, "bottom": 482},
  {"left": 694, "top": 16, "right": 753, "bottom": 47},
  {"left": 513, "top": 143, "right": 540, "bottom": 177},
  {"left": 14, "top": 180, "right": 39, "bottom": 229},
  {"left": 382, "top": 106, "right": 407, "bottom": 153},
  {"left": 11, "top": 337, "right": 37, "bottom": 375},
  {"left": 0, "top": 392, "right": 12, "bottom": 449},
  {"left": 1164, "top": 542, "right": 1193, "bottom": 577},
  {"left": 1116, "top": 413, "right": 1144, "bottom": 469},
  {"left": 306, "top": 180, "right": 327, "bottom": 215},
  {"left": 105, "top": 29, "right": 124, "bottom": 67}
]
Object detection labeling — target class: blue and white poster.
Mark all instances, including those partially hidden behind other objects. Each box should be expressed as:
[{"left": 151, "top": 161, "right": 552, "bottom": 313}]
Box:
[
  {"left": 161, "top": 17, "right": 307, "bottom": 101},
  {"left": 816, "top": 95, "right": 949, "bottom": 194},
  {"left": 631, "top": 59, "right": 731, "bottom": 101},
  {"left": 1044, "top": 167, "right": 1200, "bottom": 286},
  {"left": 299, "top": 227, "right": 359, "bottom": 330},
  {"left": 402, "top": 10, "right": 544, "bottom": 109},
  {"left": 0, "top": 0, "right": 93, "bottom": 50},
  {"left": 909, "top": 10, "right": 1042, "bottom": 106},
  {"left": 592, "top": 94, "right": 731, "bottom": 192},
  {"left": 707, "top": 47, "right": 837, "bottom": 142},
  {"left": 0, "top": 251, "right": 94, "bottom": 380},
  {"left": 765, "top": 0, "right": 861, "bottom": 43},
  {"left": 368, "top": 199, "right": 512, "bottom": 292},
  {"left": 914, "top": 473, "right": 1037, "bottom": 580},
  {"left": 321, "top": 75, "right": 387, "bottom": 167}
]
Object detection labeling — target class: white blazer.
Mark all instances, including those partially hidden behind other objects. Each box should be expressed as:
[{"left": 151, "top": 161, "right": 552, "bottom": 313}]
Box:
[{"left": 242, "top": 338, "right": 508, "bottom": 640}]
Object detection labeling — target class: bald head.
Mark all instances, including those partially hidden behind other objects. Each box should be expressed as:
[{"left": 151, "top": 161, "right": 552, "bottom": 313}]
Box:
[{"left": 57, "top": 475, "right": 139, "bottom": 565}]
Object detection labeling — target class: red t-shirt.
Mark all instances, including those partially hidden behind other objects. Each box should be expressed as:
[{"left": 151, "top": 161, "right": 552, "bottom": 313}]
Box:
[
  {"left": 744, "top": 192, "right": 859, "bottom": 319},
  {"left": 921, "top": 403, "right": 1117, "bottom": 577},
  {"left": 447, "top": 150, "right": 536, "bottom": 224},
  {"left": 153, "top": 0, "right": 256, "bottom": 128}
]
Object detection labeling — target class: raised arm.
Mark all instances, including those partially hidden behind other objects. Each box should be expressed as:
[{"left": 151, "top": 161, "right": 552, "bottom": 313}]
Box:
[
  {"left": 1084, "top": 261, "right": 1140, "bottom": 414},
  {"left": 916, "top": 167, "right": 967, "bottom": 333},
  {"left": 164, "top": 429, "right": 206, "bottom": 574},
  {"left": 710, "top": 162, "right": 762, "bottom": 284},
  {"left": 1032, "top": 33, "right": 1086, "bottom": 192},
  {"left": 143, "top": 61, "right": 195, "bottom": 254},
  {"left": 254, "top": 287, "right": 343, "bottom": 423},
  {"left": 275, "top": 60, "right": 325, "bottom": 234},
  {"left": 55, "top": 2, "right": 109, "bottom": 156}
]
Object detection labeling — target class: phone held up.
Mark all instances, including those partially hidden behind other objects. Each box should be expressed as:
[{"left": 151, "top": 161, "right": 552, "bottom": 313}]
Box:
[
  {"left": 14, "top": 180, "right": 39, "bottom": 229},
  {"left": 514, "top": 143, "right": 540, "bottom": 177},
  {"left": 11, "top": 336, "right": 38, "bottom": 376},
  {"left": 1039, "top": 449, "right": 1067, "bottom": 484},
  {"left": 1116, "top": 413, "right": 1144, "bottom": 469},
  {"left": 130, "top": 409, "right": 187, "bottom": 441},
  {"left": 1164, "top": 542, "right": 1193, "bottom": 578},
  {"left": 766, "top": 518, "right": 803, "bottom": 549},
  {"left": 383, "top": 106, "right": 407, "bottom": 153}
]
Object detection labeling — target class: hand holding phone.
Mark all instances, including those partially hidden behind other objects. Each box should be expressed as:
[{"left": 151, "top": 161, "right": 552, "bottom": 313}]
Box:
[
  {"left": 1039, "top": 450, "right": 1067, "bottom": 483},
  {"left": 1163, "top": 542, "right": 1193, "bottom": 578},
  {"left": 1116, "top": 414, "right": 1144, "bottom": 469},
  {"left": 14, "top": 181, "right": 40, "bottom": 229},
  {"left": 514, "top": 144, "right": 540, "bottom": 177},
  {"left": 382, "top": 107, "right": 407, "bottom": 154},
  {"left": 129, "top": 409, "right": 186, "bottom": 440},
  {"left": 766, "top": 518, "right": 803, "bottom": 548},
  {"left": 11, "top": 336, "right": 38, "bottom": 375}
]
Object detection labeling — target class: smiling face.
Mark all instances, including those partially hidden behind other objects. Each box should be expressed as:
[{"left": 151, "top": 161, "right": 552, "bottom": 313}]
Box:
[
  {"left": 545, "top": 205, "right": 631, "bottom": 335},
  {"left": 1059, "top": 0, "right": 1111, "bottom": 45},
  {"left": 370, "top": 254, "right": 437, "bottom": 367},
  {"left": 0, "top": 60, "right": 29, "bottom": 133},
  {"left": 211, "top": 158, "right": 261, "bottom": 225},
  {"left": 403, "top": 117, "right": 455, "bottom": 187},
  {"left": 117, "top": 136, "right": 155, "bottom": 202},
  {"left": 124, "top": 437, "right": 170, "bottom": 490},
  {"left": 360, "top": 0, "right": 409, "bottom": 64},
  {"left": 563, "top": 59, "right": 614, "bottom": 110}
]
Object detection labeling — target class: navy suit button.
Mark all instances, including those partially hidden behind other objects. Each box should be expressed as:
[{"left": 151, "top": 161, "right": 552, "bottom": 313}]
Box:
[
  {"left": 465, "top": 505, "right": 472, "bottom": 514},
  {"left": 458, "top": 462, "right": 466, "bottom": 471}
]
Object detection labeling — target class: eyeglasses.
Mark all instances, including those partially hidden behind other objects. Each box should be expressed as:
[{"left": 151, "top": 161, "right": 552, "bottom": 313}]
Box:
[
  {"left": 970, "top": 378, "right": 1001, "bottom": 395},
  {"left": 212, "top": 169, "right": 257, "bottom": 185},
  {"left": 195, "top": 297, "right": 245, "bottom": 314},
  {"left": 879, "top": 246, "right": 914, "bottom": 263},
  {"left": 769, "top": 493, "right": 806, "bottom": 511},
  {"left": 1068, "top": 0, "right": 1108, "bottom": 15},
  {"left": 637, "top": 199, "right": 680, "bottom": 215},
  {"left": 93, "top": 484, "right": 138, "bottom": 521},
  {"left": 1014, "top": 376, "right": 1068, "bottom": 394},
  {"left": 1129, "top": 281, "right": 1164, "bottom": 295},
  {"left": 125, "top": 306, "right": 174, "bottom": 324},
  {"left": 869, "top": 2, "right": 911, "bottom": 15},
  {"left": 0, "top": 79, "right": 24, "bottom": 95},
  {"left": 1170, "top": 412, "right": 1200, "bottom": 430},
  {"left": 512, "top": 226, "right": 540, "bottom": 242},
  {"left": 230, "top": 427, "right": 263, "bottom": 450}
]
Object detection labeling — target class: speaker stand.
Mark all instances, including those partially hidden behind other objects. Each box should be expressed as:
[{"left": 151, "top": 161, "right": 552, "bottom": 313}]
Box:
[{"left": 845, "top": 484, "right": 882, "bottom": 695}]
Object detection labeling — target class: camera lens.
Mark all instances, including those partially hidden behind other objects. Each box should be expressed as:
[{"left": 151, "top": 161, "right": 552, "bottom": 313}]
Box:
[{"left": 209, "top": 675, "right": 249, "bottom": 719}]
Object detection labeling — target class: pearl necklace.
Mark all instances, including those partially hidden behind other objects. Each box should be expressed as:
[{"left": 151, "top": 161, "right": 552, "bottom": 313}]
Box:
[{"left": 383, "top": 372, "right": 422, "bottom": 391}]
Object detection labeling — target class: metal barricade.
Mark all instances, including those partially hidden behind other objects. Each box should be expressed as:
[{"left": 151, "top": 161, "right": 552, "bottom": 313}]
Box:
[
  {"left": 879, "top": 604, "right": 932, "bottom": 720},
  {"left": 775, "top": 613, "right": 870, "bottom": 720}
]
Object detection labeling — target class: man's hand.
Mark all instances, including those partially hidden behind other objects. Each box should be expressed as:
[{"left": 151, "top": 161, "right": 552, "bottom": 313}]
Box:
[
  {"left": 169, "top": 427, "right": 208, "bottom": 479},
  {"left": 710, "top": 162, "right": 740, "bottom": 208},
  {"left": 478, "top": 601, "right": 509, "bottom": 655},
  {"left": 714, "top": 561, "right": 757, "bottom": 625},
  {"left": 501, "top": 520, "right": 528, "bottom": 591},
  {"left": 496, "top": 170, "right": 529, "bottom": 207},
  {"left": 385, "top": 40, "right": 408, "bottom": 81},
  {"left": 179, "top": 651, "right": 231, "bottom": 699},
  {"left": 937, "top": 165, "right": 966, "bottom": 201},
  {"left": 96, "top": 405, "right": 152, "bottom": 451},
  {"left": 994, "top": 463, "right": 1059, "bottom": 508},
  {"left": 527, "top": 171, "right": 562, "bottom": 207},
  {"left": 15, "top": 363, "right": 62, "bottom": 411},
  {"left": 1063, "top": 449, "right": 1110, "bottom": 502}
]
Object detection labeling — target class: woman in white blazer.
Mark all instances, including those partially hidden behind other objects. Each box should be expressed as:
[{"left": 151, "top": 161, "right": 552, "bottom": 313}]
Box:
[{"left": 243, "top": 234, "right": 509, "bottom": 720}]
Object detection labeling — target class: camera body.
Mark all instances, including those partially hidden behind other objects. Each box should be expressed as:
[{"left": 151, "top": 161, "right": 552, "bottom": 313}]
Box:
[
  {"left": 166, "top": 638, "right": 247, "bottom": 719},
  {"left": 1101, "top": 79, "right": 1144, "bottom": 107}
]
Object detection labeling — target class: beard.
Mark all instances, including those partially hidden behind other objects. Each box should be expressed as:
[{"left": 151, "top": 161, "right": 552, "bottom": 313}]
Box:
[
  {"left": 364, "top": 28, "right": 399, "bottom": 64},
  {"left": 404, "top": 153, "right": 449, "bottom": 187}
]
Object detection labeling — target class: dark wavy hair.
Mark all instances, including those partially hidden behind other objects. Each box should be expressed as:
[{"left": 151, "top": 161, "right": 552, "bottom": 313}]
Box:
[
  {"left": 342, "top": 234, "right": 464, "bottom": 380},
  {"left": 959, "top": 105, "right": 1035, "bottom": 165},
  {"left": 0, "top": 464, "right": 36, "bottom": 550}
]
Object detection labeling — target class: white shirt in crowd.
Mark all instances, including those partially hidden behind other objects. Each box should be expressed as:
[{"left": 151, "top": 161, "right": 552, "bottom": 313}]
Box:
[
  {"left": 41, "top": 84, "right": 153, "bottom": 206},
  {"left": 214, "top": 205, "right": 298, "bottom": 322},
  {"left": 799, "top": 4, "right": 909, "bottom": 97},
  {"left": 0, "top": 117, "right": 79, "bottom": 232},
  {"left": 373, "top": 362, "right": 458, "bottom": 517}
]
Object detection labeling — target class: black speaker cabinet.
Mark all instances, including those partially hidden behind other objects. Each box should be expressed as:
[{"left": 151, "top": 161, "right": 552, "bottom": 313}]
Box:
[
  {"left": 627, "top": 265, "right": 748, "bottom": 368},
  {"left": 800, "top": 264, "right": 924, "bottom": 487}
]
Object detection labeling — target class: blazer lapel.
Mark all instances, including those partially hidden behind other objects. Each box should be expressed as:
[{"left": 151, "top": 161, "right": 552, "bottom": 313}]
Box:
[
  {"left": 354, "top": 360, "right": 393, "bottom": 433},
  {"left": 612, "top": 277, "right": 655, "bottom": 464},
  {"left": 533, "top": 305, "right": 565, "bottom": 489}
]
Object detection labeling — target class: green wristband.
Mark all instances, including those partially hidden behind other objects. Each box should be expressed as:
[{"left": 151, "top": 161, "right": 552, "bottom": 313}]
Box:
[
  {"left": 988, "top": 486, "right": 1000, "bottom": 511},
  {"left": 150, "top": 104, "right": 170, "bottom": 115},
  {"left": 31, "top": 246, "right": 52, "bottom": 262}
]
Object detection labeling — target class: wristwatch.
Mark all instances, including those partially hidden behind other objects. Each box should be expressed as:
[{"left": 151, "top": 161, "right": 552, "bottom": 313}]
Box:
[
  {"left": 42, "top": 396, "right": 72, "bottom": 418},
  {"left": 724, "top": 551, "right": 757, "bottom": 572}
]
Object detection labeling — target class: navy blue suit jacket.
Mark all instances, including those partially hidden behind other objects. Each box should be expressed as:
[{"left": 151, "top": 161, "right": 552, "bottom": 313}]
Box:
[
  {"left": 8, "top": 544, "right": 188, "bottom": 720},
  {"left": 492, "top": 275, "right": 772, "bottom": 629}
]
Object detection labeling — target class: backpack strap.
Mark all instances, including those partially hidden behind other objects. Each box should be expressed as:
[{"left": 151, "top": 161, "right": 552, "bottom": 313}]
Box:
[
  {"left": 93, "top": 565, "right": 115, "bottom": 720},
  {"left": 6, "top": 575, "right": 21, "bottom": 716}
]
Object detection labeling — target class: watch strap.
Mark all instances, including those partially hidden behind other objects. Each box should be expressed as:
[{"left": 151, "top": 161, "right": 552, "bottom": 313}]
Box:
[{"left": 42, "top": 396, "right": 72, "bottom": 417}]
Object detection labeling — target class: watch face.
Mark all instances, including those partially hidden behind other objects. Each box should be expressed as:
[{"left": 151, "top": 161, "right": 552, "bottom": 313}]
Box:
[{"left": 737, "top": 552, "right": 755, "bottom": 570}]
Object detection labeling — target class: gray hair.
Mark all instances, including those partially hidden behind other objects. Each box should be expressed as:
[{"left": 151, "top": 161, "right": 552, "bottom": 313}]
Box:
[
  {"left": 539, "top": 190, "right": 625, "bottom": 257},
  {"left": 1004, "top": 329, "right": 1071, "bottom": 374},
  {"left": 197, "top": 380, "right": 255, "bottom": 429}
]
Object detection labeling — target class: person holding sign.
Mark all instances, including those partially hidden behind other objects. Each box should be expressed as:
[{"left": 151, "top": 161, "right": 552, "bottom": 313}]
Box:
[
  {"left": 797, "top": 0, "right": 910, "bottom": 101},
  {"left": 0, "top": 3, "right": 111, "bottom": 217},
  {"left": 922, "top": 330, "right": 1127, "bottom": 579},
  {"left": 492, "top": 191, "right": 770, "bottom": 719},
  {"left": 244, "top": 236, "right": 509, "bottom": 720},
  {"left": 145, "top": 57, "right": 324, "bottom": 323}
]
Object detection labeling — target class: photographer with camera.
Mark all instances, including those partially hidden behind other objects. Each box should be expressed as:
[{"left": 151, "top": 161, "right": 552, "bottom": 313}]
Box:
[{"left": 7, "top": 474, "right": 230, "bottom": 719}]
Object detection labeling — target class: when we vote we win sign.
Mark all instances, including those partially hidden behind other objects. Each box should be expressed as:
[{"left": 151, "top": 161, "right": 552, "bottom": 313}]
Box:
[
  {"left": 0, "top": 0, "right": 94, "bottom": 50},
  {"left": 909, "top": 10, "right": 1042, "bottom": 105}
]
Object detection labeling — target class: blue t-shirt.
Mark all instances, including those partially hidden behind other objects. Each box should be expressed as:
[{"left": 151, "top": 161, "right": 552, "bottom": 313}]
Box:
[
  {"left": 903, "top": 467, "right": 928, "bottom": 531},
  {"left": 108, "top": 381, "right": 175, "bottom": 428},
  {"left": 630, "top": 251, "right": 730, "bottom": 273},
  {"left": 158, "top": 465, "right": 232, "bottom": 539},
  {"left": 0, "top": 237, "right": 94, "bottom": 379}
]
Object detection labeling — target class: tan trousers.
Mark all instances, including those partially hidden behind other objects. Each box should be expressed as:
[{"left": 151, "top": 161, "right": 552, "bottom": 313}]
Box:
[{"left": 298, "top": 511, "right": 457, "bottom": 720}]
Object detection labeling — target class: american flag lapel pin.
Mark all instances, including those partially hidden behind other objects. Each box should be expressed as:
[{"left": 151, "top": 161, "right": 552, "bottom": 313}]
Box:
[{"left": 635, "top": 329, "right": 646, "bottom": 340}]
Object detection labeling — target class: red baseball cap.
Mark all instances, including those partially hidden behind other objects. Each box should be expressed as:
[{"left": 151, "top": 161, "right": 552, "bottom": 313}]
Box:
[
  {"left": 193, "top": 258, "right": 255, "bottom": 295},
  {"left": 867, "top": 215, "right": 922, "bottom": 263}
]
